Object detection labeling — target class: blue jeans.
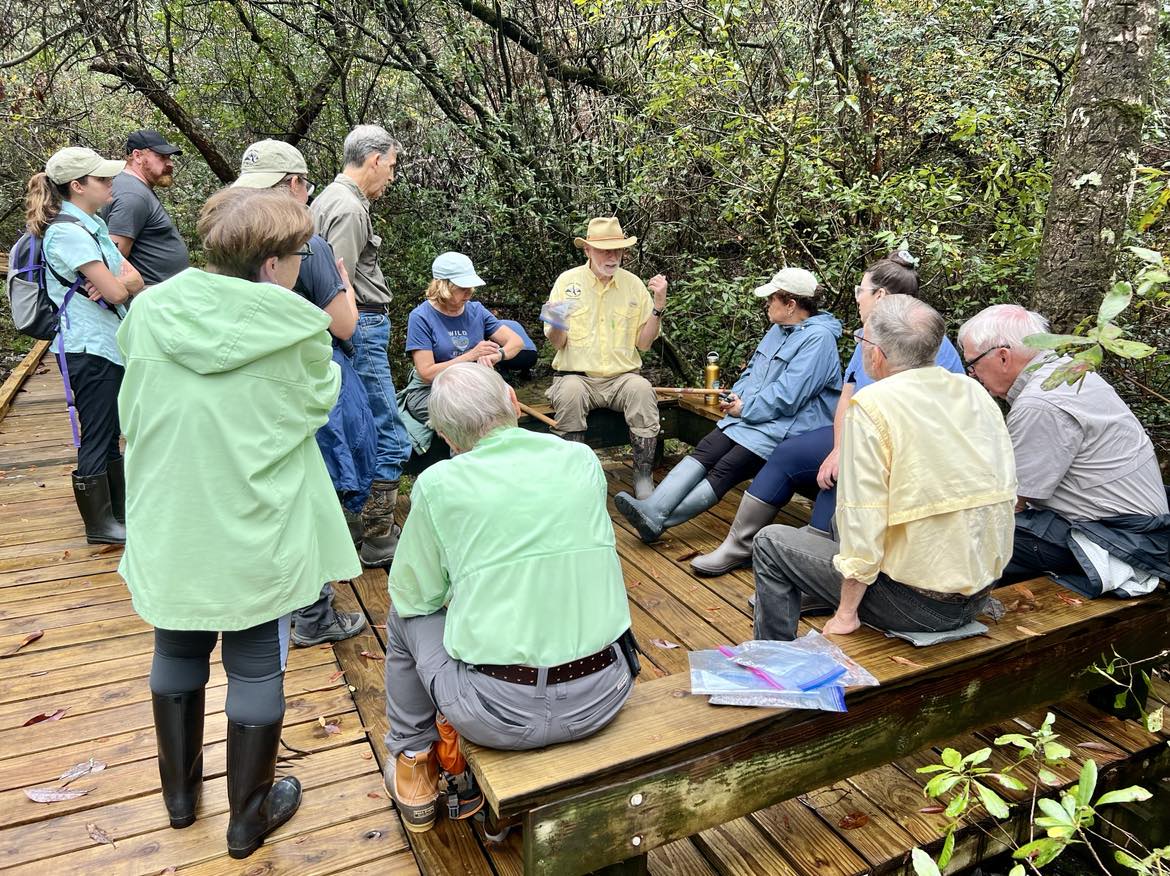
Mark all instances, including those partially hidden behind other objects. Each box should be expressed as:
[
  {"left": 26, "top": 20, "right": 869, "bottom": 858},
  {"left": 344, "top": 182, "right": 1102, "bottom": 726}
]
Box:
[
  {"left": 350, "top": 313, "right": 411, "bottom": 482},
  {"left": 746, "top": 425, "right": 836, "bottom": 531}
]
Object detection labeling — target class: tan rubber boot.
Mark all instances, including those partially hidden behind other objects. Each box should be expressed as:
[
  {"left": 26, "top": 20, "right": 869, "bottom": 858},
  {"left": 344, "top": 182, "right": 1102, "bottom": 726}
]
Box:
[{"left": 385, "top": 750, "right": 440, "bottom": 833}]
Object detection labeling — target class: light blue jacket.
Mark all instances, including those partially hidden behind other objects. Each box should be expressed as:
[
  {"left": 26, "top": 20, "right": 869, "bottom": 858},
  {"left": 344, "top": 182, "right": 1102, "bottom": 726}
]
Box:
[{"left": 718, "top": 312, "right": 843, "bottom": 459}]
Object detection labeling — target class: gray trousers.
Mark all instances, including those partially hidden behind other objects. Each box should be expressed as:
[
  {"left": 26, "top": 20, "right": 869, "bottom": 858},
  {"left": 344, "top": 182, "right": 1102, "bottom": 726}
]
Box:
[
  {"left": 292, "top": 582, "right": 335, "bottom": 636},
  {"left": 384, "top": 607, "right": 633, "bottom": 757},
  {"left": 752, "top": 525, "right": 988, "bottom": 641}
]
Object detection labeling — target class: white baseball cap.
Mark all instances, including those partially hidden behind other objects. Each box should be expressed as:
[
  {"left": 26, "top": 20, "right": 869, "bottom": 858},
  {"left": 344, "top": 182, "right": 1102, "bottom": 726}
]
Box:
[{"left": 753, "top": 267, "right": 820, "bottom": 298}]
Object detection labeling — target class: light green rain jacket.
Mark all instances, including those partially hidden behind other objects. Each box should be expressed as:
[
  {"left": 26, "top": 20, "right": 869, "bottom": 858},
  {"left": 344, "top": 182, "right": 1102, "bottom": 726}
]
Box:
[{"left": 116, "top": 267, "right": 361, "bottom": 631}]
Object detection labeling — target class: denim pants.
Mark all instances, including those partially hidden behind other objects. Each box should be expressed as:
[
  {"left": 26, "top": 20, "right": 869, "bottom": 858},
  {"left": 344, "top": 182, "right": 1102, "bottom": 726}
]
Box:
[
  {"left": 150, "top": 616, "right": 291, "bottom": 725},
  {"left": 350, "top": 313, "right": 411, "bottom": 482},
  {"left": 383, "top": 608, "right": 633, "bottom": 757},
  {"left": 752, "top": 525, "right": 988, "bottom": 641}
]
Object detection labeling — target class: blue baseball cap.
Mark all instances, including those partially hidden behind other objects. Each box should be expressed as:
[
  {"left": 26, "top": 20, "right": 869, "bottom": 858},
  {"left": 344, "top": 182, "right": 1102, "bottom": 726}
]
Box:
[{"left": 432, "top": 251, "right": 485, "bottom": 288}]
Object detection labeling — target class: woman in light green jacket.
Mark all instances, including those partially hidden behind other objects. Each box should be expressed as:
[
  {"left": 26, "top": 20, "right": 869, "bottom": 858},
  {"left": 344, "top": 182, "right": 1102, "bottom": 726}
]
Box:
[{"left": 116, "top": 187, "right": 360, "bottom": 859}]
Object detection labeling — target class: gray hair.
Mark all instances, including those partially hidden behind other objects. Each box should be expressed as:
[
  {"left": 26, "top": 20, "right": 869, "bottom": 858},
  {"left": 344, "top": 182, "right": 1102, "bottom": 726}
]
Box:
[
  {"left": 866, "top": 294, "right": 945, "bottom": 373},
  {"left": 957, "top": 304, "right": 1049, "bottom": 360},
  {"left": 429, "top": 363, "right": 516, "bottom": 451},
  {"left": 343, "top": 125, "right": 402, "bottom": 168}
]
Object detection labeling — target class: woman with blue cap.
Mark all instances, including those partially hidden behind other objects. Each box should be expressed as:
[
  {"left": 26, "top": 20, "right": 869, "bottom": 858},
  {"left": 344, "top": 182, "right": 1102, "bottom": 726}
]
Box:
[{"left": 400, "top": 252, "right": 523, "bottom": 428}]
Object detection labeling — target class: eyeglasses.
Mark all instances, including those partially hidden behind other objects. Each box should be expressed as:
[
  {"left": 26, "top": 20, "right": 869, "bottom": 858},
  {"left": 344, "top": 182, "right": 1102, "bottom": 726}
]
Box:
[
  {"left": 294, "top": 242, "right": 313, "bottom": 260},
  {"left": 857, "top": 334, "right": 882, "bottom": 356},
  {"left": 962, "top": 346, "right": 1003, "bottom": 374},
  {"left": 303, "top": 179, "right": 315, "bottom": 197}
]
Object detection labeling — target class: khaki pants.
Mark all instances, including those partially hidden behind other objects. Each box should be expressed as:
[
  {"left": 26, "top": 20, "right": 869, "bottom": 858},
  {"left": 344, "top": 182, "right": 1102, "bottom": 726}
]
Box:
[{"left": 547, "top": 372, "right": 660, "bottom": 438}]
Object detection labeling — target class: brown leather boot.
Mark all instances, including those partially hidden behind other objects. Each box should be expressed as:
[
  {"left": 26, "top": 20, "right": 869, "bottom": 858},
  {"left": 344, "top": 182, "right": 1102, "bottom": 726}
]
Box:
[
  {"left": 359, "top": 480, "right": 400, "bottom": 568},
  {"left": 386, "top": 750, "right": 440, "bottom": 833}
]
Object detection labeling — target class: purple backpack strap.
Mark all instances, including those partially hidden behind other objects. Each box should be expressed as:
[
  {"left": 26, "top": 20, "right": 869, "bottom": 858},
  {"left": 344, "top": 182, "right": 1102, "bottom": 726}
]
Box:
[{"left": 54, "top": 278, "right": 86, "bottom": 448}]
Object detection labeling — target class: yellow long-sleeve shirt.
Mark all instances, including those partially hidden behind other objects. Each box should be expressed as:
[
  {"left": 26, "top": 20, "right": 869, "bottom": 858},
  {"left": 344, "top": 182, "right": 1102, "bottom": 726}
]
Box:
[{"left": 832, "top": 367, "right": 1017, "bottom": 595}]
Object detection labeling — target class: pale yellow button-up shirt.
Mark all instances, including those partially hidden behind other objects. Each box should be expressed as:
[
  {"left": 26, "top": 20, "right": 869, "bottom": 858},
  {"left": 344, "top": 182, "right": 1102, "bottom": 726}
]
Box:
[
  {"left": 545, "top": 263, "right": 652, "bottom": 377},
  {"left": 832, "top": 367, "right": 1017, "bottom": 595}
]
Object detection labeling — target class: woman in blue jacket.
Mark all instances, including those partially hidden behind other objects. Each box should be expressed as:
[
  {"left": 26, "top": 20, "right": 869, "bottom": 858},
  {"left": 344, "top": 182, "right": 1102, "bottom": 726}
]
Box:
[
  {"left": 691, "top": 250, "right": 966, "bottom": 576},
  {"left": 615, "top": 268, "right": 842, "bottom": 543}
]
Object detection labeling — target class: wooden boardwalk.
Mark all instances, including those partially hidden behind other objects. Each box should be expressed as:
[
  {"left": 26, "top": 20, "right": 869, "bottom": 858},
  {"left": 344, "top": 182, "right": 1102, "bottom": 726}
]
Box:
[{"left": 1, "top": 346, "right": 1166, "bottom": 875}]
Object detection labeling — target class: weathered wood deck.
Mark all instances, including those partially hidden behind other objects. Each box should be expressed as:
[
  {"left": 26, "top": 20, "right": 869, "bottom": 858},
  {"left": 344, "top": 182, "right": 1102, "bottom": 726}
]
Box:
[{"left": 1, "top": 345, "right": 1166, "bottom": 874}]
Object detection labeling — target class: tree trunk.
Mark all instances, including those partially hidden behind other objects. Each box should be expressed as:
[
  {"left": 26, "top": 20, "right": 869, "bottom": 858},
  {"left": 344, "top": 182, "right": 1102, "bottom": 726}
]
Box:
[{"left": 1031, "top": 0, "right": 1159, "bottom": 331}]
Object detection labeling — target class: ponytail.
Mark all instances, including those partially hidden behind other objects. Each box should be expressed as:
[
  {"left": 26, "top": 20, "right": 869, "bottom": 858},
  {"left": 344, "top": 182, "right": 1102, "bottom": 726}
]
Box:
[
  {"left": 26, "top": 172, "right": 70, "bottom": 237},
  {"left": 866, "top": 249, "right": 919, "bottom": 297}
]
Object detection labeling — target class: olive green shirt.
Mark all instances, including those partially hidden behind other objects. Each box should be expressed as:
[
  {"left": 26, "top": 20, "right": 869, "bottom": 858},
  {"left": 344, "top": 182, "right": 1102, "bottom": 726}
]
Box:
[{"left": 309, "top": 174, "right": 392, "bottom": 307}]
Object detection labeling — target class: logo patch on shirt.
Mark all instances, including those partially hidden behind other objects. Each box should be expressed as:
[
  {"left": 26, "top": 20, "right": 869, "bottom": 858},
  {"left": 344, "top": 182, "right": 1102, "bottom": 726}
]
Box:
[
  {"left": 451, "top": 331, "right": 470, "bottom": 352},
  {"left": 564, "top": 284, "right": 583, "bottom": 299}
]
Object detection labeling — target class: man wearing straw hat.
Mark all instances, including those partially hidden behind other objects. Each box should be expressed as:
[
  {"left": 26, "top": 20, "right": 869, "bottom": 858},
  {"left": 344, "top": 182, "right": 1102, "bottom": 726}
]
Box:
[{"left": 542, "top": 216, "right": 668, "bottom": 500}]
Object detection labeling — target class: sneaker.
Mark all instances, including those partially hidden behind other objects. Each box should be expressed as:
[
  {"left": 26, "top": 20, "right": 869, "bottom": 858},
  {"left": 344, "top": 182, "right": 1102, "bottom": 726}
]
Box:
[
  {"left": 385, "top": 751, "right": 440, "bottom": 833},
  {"left": 291, "top": 610, "right": 367, "bottom": 647}
]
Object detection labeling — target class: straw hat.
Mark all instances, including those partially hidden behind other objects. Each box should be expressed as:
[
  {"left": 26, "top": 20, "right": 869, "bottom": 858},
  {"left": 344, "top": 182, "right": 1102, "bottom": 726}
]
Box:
[{"left": 573, "top": 217, "right": 637, "bottom": 250}]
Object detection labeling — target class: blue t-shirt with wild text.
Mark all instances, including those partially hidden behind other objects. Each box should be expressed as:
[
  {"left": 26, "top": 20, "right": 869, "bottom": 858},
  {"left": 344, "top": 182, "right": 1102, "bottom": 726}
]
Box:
[{"left": 405, "top": 300, "right": 501, "bottom": 363}]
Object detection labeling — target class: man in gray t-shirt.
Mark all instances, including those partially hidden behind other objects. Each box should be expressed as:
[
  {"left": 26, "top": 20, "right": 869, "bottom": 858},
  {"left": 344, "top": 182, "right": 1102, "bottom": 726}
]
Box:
[
  {"left": 959, "top": 304, "right": 1167, "bottom": 596},
  {"left": 102, "top": 130, "right": 190, "bottom": 286}
]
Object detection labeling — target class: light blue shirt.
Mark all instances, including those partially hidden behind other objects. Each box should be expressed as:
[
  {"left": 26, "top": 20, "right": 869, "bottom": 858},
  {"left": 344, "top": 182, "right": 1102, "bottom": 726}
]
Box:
[
  {"left": 43, "top": 202, "right": 126, "bottom": 365},
  {"left": 844, "top": 327, "right": 964, "bottom": 390},
  {"left": 717, "top": 311, "right": 844, "bottom": 459}
]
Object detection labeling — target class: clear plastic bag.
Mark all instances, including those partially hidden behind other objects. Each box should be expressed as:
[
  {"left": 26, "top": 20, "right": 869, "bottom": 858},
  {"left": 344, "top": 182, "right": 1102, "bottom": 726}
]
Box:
[
  {"left": 733, "top": 631, "right": 879, "bottom": 689},
  {"left": 709, "top": 686, "right": 848, "bottom": 712}
]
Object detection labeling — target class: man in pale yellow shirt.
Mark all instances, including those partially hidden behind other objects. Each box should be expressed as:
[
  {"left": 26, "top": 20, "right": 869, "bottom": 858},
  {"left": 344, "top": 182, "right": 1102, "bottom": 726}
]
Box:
[
  {"left": 752, "top": 295, "right": 1016, "bottom": 641},
  {"left": 542, "top": 217, "right": 668, "bottom": 499}
]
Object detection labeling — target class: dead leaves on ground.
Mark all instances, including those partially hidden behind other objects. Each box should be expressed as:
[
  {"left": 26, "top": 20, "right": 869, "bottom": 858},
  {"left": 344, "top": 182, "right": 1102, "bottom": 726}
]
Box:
[
  {"left": 650, "top": 638, "right": 681, "bottom": 650},
  {"left": 59, "top": 757, "right": 106, "bottom": 785},
  {"left": 22, "top": 707, "right": 67, "bottom": 726},
  {"left": 24, "top": 786, "right": 91, "bottom": 803},
  {"left": 838, "top": 811, "right": 870, "bottom": 830},
  {"left": 2, "top": 630, "right": 44, "bottom": 657},
  {"left": 889, "top": 655, "right": 926, "bottom": 669},
  {"left": 316, "top": 715, "right": 343, "bottom": 737},
  {"left": 86, "top": 823, "right": 116, "bottom": 848}
]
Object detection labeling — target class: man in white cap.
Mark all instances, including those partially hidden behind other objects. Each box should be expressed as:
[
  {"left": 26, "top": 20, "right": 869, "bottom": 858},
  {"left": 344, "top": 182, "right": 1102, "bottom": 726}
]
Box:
[
  {"left": 542, "top": 216, "right": 668, "bottom": 499},
  {"left": 232, "top": 139, "right": 368, "bottom": 647}
]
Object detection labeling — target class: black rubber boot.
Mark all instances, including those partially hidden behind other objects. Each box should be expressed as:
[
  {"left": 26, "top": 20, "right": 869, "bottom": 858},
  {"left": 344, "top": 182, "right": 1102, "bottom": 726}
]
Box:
[
  {"left": 106, "top": 456, "right": 126, "bottom": 524},
  {"left": 71, "top": 470, "right": 126, "bottom": 545},
  {"left": 559, "top": 430, "right": 587, "bottom": 443},
  {"left": 226, "top": 719, "right": 302, "bottom": 859},
  {"left": 359, "top": 480, "right": 400, "bottom": 568},
  {"left": 152, "top": 690, "right": 205, "bottom": 828}
]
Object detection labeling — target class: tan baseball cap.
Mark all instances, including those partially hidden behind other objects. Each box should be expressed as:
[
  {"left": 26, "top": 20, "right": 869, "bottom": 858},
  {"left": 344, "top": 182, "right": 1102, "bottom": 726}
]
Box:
[
  {"left": 45, "top": 147, "right": 125, "bottom": 185},
  {"left": 232, "top": 139, "right": 309, "bottom": 189},
  {"left": 753, "top": 267, "right": 820, "bottom": 298}
]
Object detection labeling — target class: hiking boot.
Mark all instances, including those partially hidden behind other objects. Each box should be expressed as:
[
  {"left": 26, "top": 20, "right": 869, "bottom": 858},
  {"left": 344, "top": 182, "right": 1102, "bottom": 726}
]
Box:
[
  {"left": 225, "top": 719, "right": 301, "bottom": 859},
  {"left": 291, "top": 610, "right": 366, "bottom": 647},
  {"left": 359, "top": 480, "right": 400, "bottom": 568},
  {"left": 441, "top": 768, "right": 484, "bottom": 821},
  {"left": 630, "top": 434, "right": 658, "bottom": 500},
  {"left": 385, "top": 750, "right": 440, "bottom": 833},
  {"left": 152, "top": 689, "right": 205, "bottom": 829},
  {"left": 72, "top": 470, "right": 126, "bottom": 545}
]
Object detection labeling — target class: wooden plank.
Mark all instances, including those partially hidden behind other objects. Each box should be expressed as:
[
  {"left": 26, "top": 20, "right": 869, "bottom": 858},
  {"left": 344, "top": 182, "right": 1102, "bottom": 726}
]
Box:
[
  {"left": 501, "top": 598, "right": 1169, "bottom": 875},
  {"left": 692, "top": 816, "right": 801, "bottom": 876},
  {"left": 0, "top": 614, "right": 152, "bottom": 668},
  {"left": 0, "top": 342, "right": 49, "bottom": 423},
  {"left": 647, "top": 839, "right": 719, "bottom": 876},
  {"left": 0, "top": 582, "right": 129, "bottom": 620},
  {"left": 748, "top": 797, "right": 868, "bottom": 876},
  {"left": 0, "top": 595, "right": 137, "bottom": 637},
  {"left": 796, "top": 781, "right": 918, "bottom": 869}
]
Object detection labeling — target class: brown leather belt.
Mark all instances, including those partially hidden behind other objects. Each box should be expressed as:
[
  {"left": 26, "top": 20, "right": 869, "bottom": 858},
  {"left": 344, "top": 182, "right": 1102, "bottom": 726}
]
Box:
[
  {"left": 905, "top": 582, "right": 994, "bottom": 604},
  {"left": 474, "top": 644, "right": 617, "bottom": 686}
]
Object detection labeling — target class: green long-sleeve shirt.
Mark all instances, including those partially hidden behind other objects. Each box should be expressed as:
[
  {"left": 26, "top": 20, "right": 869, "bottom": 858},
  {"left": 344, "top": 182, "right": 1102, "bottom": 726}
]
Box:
[{"left": 388, "top": 427, "right": 631, "bottom": 666}]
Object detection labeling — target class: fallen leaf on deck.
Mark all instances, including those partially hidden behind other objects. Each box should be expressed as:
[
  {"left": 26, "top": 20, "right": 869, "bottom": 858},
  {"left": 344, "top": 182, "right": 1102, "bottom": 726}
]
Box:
[
  {"left": 1016, "top": 584, "right": 1036, "bottom": 601},
  {"left": 295, "top": 836, "right": 309, "bottom": 844},
  {"left": 61, "top": 551, "right": 71, "bottom": 560},
  {"left": 838, "top": 811, "right": 870, "bottom": 830},
  {"left": 359, "top": 650, "right": 385, "bottom": 661},
  {"left": 1015, "top": 625, "right": 1040, "bottom": 637},
  {"left": 704, "top": 607, "right": 721, "bottom": 613},
  {"left": 650, "top": 638, "right": 681, "bottom": 650},
  {"left": 86, "top": 823, "right": 116, "bottom": 848},
  {"left": 1057, "top": 593, "right": 1084, "bottom": 606},
  {"left": 318, "top": 644, "right": 334, "bottom": 650},
  {"left": 24, "top": 786, "right": 91, "bottom": 803},
  {"left": 315, "top": 716, "right": 342, "bottom": 737},
  {"left": 161, "top": 867, "right": 177, "bottom": 874},
  {"left": 328, "top": 669, "right": 346, "bottom": 683},
  {"left": 2, "top": 630, "right": 44, "bottom": 658},
  {"left": 59, "top": 758, "right": 106, "bottom": 786},
  {"left": 675, "top": 550, "right": 700, "bottom": 562},
  {"left": 23, "top": 708, "right": 67, "bottom": 726},
  {"left": 96, "top": 544, "right": 120, "bottom": 555},
  {"left": 372, "top": 624, "right": 387, "bottom": 631},
  {"left": 366, "top": 791, "right": 383, "bottom": 799},
  {"left": 889, "top": 655, "right": 925, "bottom": 668},
  {"left": 1077, "top": 741, "right": 1113, "bottom": 752},
  {"left": 35, "top": 482, "right": 45, "bottom": 488},
  {"left": 360, "top": 752, "right": 374, "bottom": 760},
  {"left": 919, "top": 805, "right": 946, "bottom": 814}
]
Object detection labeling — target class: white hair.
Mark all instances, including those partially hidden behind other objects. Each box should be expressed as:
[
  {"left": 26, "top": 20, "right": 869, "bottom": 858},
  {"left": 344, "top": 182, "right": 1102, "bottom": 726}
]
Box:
[
  {"left": 429, "top": 364, "right": 516, "bottom": 451},
  {"left": 343, "top": 125, "right": 402, "bottom": 168},
  {"left": 866, "top": 294, "right": 945, "bottom": 373},
  {"left": 957, "top": 304, "right": 1049, "bottom": 360}
]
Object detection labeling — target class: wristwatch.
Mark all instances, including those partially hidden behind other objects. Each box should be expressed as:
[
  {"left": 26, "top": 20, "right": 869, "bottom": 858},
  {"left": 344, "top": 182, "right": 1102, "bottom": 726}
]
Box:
[
  {"left": 651, "top": 306, "right": 665, "bottom": 318},
  {"left": 497, "top": 348, "right": 506, "bottom": 362}
]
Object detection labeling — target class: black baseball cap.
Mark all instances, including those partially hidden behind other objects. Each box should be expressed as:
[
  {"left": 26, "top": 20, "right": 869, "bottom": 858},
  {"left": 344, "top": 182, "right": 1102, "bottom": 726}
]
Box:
[{"left": 125, "top": 130, "right": 183, "bottom": 156}]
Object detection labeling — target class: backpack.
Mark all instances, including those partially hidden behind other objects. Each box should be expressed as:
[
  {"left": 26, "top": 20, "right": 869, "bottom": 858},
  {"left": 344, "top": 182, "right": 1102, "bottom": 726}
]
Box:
[{"left": 6, "top": 213, "right": 105, "bottom": 340}]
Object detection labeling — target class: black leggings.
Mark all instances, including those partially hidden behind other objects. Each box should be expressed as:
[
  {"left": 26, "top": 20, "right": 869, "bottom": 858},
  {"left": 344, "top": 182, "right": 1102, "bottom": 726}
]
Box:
[
  {"left": 689, "top": 429, "right": 766, "bottom": 498},
  {"left": 150, "top": 618, "right": 289, "bottom": 726},
  {"left": 66, "top": 353, "right": 123, "bottom": 477}
]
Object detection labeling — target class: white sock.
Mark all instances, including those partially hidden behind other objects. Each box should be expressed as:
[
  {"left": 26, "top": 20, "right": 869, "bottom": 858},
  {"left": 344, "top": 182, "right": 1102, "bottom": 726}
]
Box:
[{"left": 404, "top": 746, "right": 431, "bottom": 758}]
